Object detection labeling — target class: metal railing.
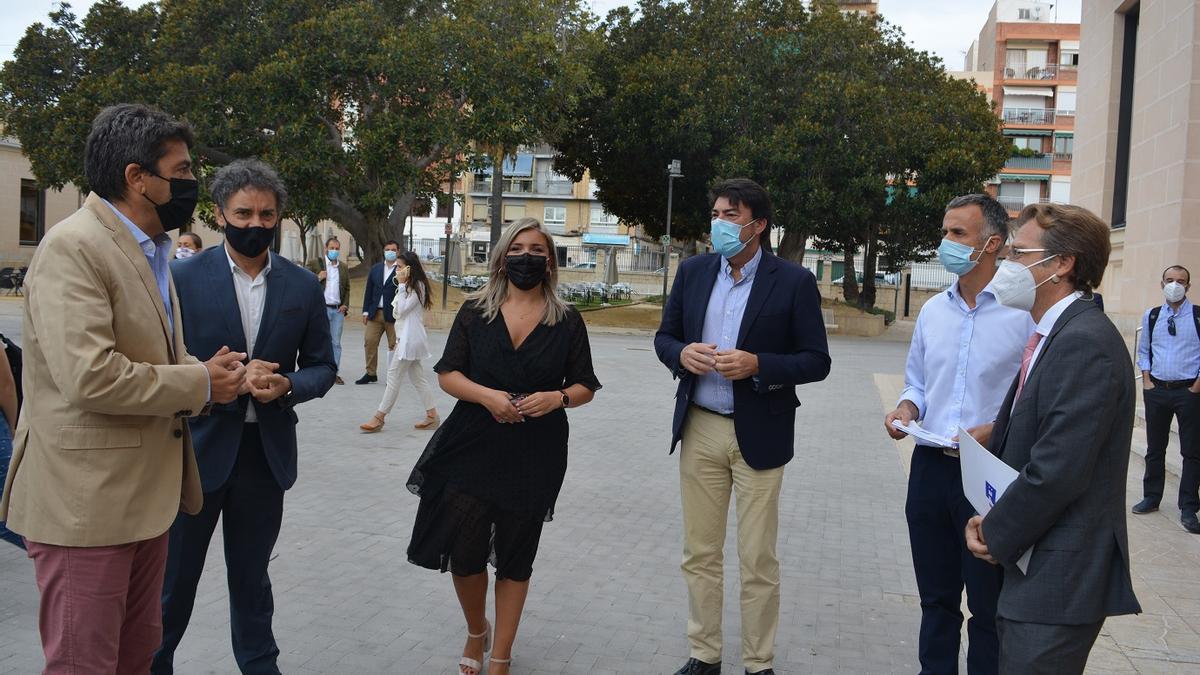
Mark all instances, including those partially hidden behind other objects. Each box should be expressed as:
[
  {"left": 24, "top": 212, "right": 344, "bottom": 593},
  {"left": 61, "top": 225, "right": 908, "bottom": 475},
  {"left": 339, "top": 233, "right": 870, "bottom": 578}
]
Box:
[
  {"left": 471, "top": 176, "right": 574, "bottom": 197},
  {"left": 1054, "top": 151, "right": 1073, "bottom": 160},
  {"left": 1056, "top": 109, "right": 1076, "bottom": 117},
  {"left": 1002, "top": 108, "right": 1056, "bottom": 125},
  {"left": 534, "top": 178, "right": 574, "bottom": 196},
  {"left": 1003, "top": 63, "right": 1065, "bottom": 80},
  {"left": 1004, "top": 155, "right": 1053, "bottom": 170}
]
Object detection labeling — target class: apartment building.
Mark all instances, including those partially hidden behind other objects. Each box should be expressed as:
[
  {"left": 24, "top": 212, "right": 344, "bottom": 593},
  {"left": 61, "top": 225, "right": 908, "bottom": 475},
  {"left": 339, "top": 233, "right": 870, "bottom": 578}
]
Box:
[{"left": 963, "top": 0, "right": 1079, "bottom": 215}]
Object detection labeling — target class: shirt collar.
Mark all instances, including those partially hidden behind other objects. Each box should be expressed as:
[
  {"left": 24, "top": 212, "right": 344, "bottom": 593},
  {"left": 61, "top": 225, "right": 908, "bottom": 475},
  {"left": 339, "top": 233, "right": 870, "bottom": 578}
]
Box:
[
  {"left": 1036, "top": 291, "right": 1083, "bottom": 337},
  {"left": 947, "top": 280, "right": 999, "bottom": 310},
  {"left": 223, "top": 243, "right": 273, "bottom": 278},
  {"left": 721, "top": 246, "right": 763, "bottom": 282},
  {"left": 1163, "top": 298, "right": 1193, "bottom": 317},
  {"left": 101, "top": 198, "right": 171, "bottom": 253}
]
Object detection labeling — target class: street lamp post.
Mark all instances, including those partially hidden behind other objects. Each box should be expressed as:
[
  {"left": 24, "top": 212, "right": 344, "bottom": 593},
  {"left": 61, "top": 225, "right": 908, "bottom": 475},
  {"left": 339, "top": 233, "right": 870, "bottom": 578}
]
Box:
[
  {"left": 662, "top": 159, "right": 683, "bottom": 302},
  {"left": 442, "top": 175, "right": 454, "bottom": 310}
]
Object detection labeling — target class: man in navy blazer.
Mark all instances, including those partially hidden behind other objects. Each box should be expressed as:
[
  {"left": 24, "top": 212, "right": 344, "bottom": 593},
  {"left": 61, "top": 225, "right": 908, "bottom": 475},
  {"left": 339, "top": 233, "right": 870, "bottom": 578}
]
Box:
[
  {"left": 153, "top": 160, "right": 335, "bottom": 674},
  {"left": 655, "top": 179, "right": 831, "bottom": 675},
  {"left": 356, "top": 240, "right": 401, "bottom": 384}
]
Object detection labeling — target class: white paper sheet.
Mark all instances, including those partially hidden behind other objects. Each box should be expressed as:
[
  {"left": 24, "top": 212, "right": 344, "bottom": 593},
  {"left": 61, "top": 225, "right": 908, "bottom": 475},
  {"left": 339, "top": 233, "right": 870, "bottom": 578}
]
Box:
[
  {"left": 890, "top": 420, "right": 956, "bottom": 449},
  {"left": 958, "top": 427, "right": 1032, "bottom": 574}
]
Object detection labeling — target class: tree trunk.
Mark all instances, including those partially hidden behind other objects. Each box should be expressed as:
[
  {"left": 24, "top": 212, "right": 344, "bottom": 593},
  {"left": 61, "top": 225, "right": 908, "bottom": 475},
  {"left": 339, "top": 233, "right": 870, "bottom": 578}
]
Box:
[
  {"left": 841, "top": 247, "right": 860, "bottom": 304},
  {"left": 490, "top": 152, "right": 505, "bottom": 249},
  {"left": 777, "top": 229, "right": 808, "bottom": 263},
  {"left": 385, "top": 191, "right": 416, "bottom": 252},
  {"left": 298, "top": 221, "right": 309, "bottom": 264},
  {"left": 860, "top": 229, "right": 878, "bottom": 309}
]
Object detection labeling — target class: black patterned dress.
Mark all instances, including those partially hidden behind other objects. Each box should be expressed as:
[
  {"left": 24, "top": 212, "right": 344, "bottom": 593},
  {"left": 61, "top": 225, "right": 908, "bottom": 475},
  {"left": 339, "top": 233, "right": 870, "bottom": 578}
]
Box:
[{"left": 406, "top": 301, "right": 601, "bottom": 580}]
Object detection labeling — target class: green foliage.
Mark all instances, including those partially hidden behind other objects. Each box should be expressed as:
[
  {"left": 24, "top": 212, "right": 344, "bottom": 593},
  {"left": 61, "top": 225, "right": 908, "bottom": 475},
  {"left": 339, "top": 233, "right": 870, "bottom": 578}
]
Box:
[
  {"left": 1010, "top": 146, "right": 1045, "bottom": 158},
  {"left": 1, "top": 0, "right": 592, "bottom": 262}
]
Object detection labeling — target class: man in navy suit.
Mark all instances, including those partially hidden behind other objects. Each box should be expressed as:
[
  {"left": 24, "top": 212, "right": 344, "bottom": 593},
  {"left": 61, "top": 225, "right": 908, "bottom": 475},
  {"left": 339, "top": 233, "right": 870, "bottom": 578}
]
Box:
[
  {"left": 356, "top": 239, "right": 401, "bottom": 384},
  {"left": 153, "top": 160, "right": 335, "bottom": 674},
  {"left": 655, "top": 178, "right": 831, "bottom": 675}
]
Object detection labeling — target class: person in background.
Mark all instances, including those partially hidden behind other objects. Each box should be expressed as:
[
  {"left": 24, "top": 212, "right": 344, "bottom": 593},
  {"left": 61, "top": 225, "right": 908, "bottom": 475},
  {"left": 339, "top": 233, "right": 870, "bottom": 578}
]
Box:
[
  {"left": 175, "top": 231, "right": 203, "bottom": 259},
  {"left": 884, "top": 194, "right": 1031, "bottom": 675},
  {"left": 965, "top": 203, "right": 1140, "bottom": 673},
  {"left": 654, "top": 178, "right": 831, "bottom": 675},
  {"left": 1132, "top": 265, "right": 1200, "bottom": 533},
  {"left": 308, "top": 237, "right": 351, "bottom": 385},
  {"left": 0, "top": 102, "right": 246, "bottom": 673},
  {"left": 154, "top": 159, "right": 336, "bottom": 674},
  {"left": 0, "top": 347, "right": 21, "bottom": 549},
  {"left": 360, "top": 250, "right": 440, "bottom": 432},
  {"left": 406, "top": 218, "right": 600, "bottom": 675},
  {"left": 357, "top": 240, "right": 401, "bottom": 384}
]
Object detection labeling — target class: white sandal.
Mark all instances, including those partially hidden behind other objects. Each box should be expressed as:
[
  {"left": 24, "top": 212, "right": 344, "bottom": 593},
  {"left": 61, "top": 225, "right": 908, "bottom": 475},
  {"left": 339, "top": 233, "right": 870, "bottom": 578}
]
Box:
[
  {"left": 489, "top": 656, "right": 511, "bottom": 672},
  {"left": 458, "top": 620, "right": 491, "bottom": 675}
]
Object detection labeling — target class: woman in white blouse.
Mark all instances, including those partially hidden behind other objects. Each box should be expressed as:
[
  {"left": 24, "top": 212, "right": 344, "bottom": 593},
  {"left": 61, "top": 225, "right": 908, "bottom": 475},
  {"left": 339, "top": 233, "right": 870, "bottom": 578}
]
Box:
[{"left": 360, "top": 251, "right": 440, "bottom": 432}]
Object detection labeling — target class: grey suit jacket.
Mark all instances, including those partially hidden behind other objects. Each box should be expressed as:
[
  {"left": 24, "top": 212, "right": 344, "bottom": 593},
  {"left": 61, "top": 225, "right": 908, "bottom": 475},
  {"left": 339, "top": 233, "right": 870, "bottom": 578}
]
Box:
[{"left": 983, "top": 298, "right": 1141, "bottom": 625}]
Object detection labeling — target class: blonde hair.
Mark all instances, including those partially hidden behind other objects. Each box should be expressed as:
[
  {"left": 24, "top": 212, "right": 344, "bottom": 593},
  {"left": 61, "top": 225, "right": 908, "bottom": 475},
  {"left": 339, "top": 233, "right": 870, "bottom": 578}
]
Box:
[{"left": 467, "top": 217, "right": 569, "bottom": 326}]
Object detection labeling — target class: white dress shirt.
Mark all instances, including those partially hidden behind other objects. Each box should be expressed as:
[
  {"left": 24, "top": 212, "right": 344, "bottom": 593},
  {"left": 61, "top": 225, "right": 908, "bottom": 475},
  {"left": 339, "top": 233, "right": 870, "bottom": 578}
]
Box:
[
  {"left": 225, "top": 246, "right": 273, "bottom": 423},
  {"left": 1027, "top": 292, "right": 1084, "bottom": 373},
  {"left": 323, "top": 260, "right": 341, "bottom": 307},
  {"left": 899, "top": 282, "right": 1035, "bottom": 441}
]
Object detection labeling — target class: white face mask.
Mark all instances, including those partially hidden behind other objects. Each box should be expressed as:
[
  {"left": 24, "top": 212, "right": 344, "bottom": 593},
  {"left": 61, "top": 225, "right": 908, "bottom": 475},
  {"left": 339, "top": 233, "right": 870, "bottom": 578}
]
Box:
[
  {"left": 175, "top": 247, "right": 194, "bottom": 259},
  {"left": 992, "top": 255, "right": 1059, "bottom": 312},
  {"left": 1164, "top": 281, "right": 1187, "bottom": 303}
]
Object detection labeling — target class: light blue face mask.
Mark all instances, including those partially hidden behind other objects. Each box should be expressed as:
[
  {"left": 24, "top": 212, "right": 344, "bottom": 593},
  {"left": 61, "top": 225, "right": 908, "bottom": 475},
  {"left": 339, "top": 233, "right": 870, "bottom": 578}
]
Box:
[
  {"left": 384, "top": 250, "right": 398, "bottom": 263},
  {"left": 327, "top": 249, "right": 339, "bottom": 261},
  {"left": 710, "top": 217, "right": 755, "bottom": 259},
  {"left": 937, "top": 236, "right": 995, "bottom": 276}
]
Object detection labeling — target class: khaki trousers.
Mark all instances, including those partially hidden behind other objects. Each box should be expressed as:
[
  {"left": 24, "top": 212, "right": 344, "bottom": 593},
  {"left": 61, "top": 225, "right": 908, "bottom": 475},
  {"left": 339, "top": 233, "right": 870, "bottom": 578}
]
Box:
[
  {"left": 680, "top": 407, "right": 784, "bottom": 672},
  {"left": 363, "top": 310, "right": 397, "bottom": 376}
]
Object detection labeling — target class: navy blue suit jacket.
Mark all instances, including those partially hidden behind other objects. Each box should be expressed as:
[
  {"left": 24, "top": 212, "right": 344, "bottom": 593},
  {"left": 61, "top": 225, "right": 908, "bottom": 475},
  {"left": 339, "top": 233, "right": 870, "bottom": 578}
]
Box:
[
  {"left": 171, "top": 248, "right": 336, "bottom": 492},
  {"left": 362, "top": 261, "right": 399, "bottom": 322},
  {"left": 654, "top": 252, "right": 831, "bottom": 470}
]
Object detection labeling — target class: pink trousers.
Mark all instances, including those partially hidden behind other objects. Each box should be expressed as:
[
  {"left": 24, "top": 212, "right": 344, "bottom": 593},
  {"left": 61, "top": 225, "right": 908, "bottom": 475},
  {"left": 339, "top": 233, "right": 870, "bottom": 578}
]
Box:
[{"left": 26, "top": 532, "right": 169, "bottom": 675}]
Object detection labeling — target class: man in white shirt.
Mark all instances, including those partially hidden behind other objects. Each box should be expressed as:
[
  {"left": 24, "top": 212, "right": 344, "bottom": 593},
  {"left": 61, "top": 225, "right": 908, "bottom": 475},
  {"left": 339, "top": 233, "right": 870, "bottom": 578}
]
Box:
[
  {"left": 356, "top": 241, "right": 400, "bottom": 384},
  {"left": 307, "top": 238, "right": 350, "bottom": 385},
  {"left": 884, "top": 194, "right": 1033, "bottom": 675}
]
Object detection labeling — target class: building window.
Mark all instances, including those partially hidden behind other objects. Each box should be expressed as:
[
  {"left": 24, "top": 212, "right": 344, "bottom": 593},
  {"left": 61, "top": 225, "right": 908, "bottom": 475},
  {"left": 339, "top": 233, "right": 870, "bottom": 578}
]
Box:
[
  {"left": 19, "top": 180, "right": 44, "bottom": 245},
  {"left": 544, "top": 206, "right": 566, "bottom": 226},
  {"left": 1056, "top": 90, "right": 1077, "bottom": 115},
  {"left": 589, "top": 205, "right": 618, "bottom": 225},
  {"left": 472, "top": 199, "right": 490, "bottom": 222},
  {"left": 1112, "top": 3, "right": 1140, "bottom": 229},
  {"left": 1018, "top": 8, "right": 1032, "bottom": 19},
  {"left": 1054, "top": 135, "right": 1074, "bottom": 159},
  {"left": 1011, "top": 136, "right": 1041, "bottom": 151},
  {"left": 1060, "top": 50, "right": 1079, "bottom": 67},
  {"left": 436, "top": 195, "right": 453, "bottom": 219}
]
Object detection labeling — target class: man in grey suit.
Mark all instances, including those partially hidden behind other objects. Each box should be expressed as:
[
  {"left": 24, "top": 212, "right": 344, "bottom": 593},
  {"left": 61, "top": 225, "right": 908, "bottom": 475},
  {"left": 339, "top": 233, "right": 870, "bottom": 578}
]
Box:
[{"left": 965, "top": 203, "right": 1141, "bottom": 674}]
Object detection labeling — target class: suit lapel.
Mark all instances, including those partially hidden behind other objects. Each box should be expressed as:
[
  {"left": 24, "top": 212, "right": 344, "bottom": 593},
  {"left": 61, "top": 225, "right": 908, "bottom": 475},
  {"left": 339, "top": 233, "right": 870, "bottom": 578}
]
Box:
[
  {"left": 994, "top": 375, "right": 1020, "bottom": 456},
  {"left": 93, "top": 197, "right": 174, "bottom": 357},
  {"left": 251, "top": 254, "right": 284, "bottom": 359},
  {"left": 736, "top": 254, "right": 777, "bottom": 349},
  {"left": 688, "top": 255, "right": 721, "bottom": 341},
  {"left": 210, "top": 247, "right": 248, "bottom": 354}
]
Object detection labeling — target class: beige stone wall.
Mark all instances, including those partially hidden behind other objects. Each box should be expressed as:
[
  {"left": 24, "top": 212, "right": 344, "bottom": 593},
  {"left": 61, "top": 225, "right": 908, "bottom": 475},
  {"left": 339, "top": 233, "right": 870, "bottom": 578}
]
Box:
[
  {"left": 1074, "top": 0, "right": 1200, "bottom": 336},
  {"left": 0, "top": 142, "right": 84, "bottom": 266}
]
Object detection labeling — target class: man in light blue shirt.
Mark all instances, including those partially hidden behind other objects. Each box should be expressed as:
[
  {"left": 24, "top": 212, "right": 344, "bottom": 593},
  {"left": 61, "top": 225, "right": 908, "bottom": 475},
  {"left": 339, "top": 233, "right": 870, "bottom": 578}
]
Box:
[
  {"left": 884, "top": 194, "right": 1033, "bottom": 675},
  {"left": 1132, "top": 265, "right": 1200, "bottom": 532}
]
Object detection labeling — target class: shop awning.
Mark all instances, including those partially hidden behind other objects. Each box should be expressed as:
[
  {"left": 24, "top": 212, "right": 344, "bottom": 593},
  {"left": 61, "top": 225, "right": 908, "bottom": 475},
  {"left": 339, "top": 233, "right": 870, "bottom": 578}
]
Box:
[
  {"left": 998, "top": 173, "right": 1050, "bottom": 181},
  {"left": 1003, "top": 86, "right": 1054, "bottom": 97},
  {"left": 1053, "top": 130, "right": 1074, "bottom": 137},
  {"left": 582, "top": 234, "right": 629, "bottom": 246},
  {"left": 1003, "top": 128, "right": 1052, "bottom": 136}
]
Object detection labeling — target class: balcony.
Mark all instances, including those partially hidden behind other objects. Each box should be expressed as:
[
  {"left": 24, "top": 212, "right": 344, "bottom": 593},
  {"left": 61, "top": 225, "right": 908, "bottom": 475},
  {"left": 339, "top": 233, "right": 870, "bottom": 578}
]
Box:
[
  {"left": 1002, "top": 108, "right": 1056, "bottom": 125},
  {"left": 471, "top": 176, "right": 575, "bottom": 197},
  {"left": 1004, "top": 155, "right": 1053, "bottom": 170},
  {"left": 1054, "top": 152, "right": 1073, "bottom": 161},
  {"left": 1003, "top": 63, "right": 1076, "bottom": 82},
  {"left": 535, "top": 178, "right": 574, "bottom": 196},
  {"left": 997, "top": 196, "right": 1050, "bottom": 212},
  {"left": 588, "top": 223, "right": 620, "bottom": 235}
]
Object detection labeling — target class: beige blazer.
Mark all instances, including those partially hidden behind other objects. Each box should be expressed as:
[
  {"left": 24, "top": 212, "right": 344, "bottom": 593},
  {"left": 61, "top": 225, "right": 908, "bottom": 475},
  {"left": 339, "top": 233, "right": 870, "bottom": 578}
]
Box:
[{"left": 0, "top": 194, "right": 209, "bottom": 547}]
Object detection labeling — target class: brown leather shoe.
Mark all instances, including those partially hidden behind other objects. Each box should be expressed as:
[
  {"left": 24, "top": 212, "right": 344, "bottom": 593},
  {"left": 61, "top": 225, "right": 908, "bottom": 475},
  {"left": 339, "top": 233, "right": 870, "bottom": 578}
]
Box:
[{"left": 359, "top": 414, "right": 385, "bottom": 433}]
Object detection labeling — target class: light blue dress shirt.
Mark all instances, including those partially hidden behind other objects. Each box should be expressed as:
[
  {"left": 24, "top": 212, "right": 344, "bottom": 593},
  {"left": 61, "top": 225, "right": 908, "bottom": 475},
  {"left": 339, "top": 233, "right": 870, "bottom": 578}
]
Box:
[
  {"left": 101, "top": 198, "right": 174, "bottom": 334},
  {"left": 1137, "top": 299, "right": 1200, "bottom": 381},
  {"left": 899, "top": 282, "right": 1035, "bottom": 441},
  {"left": 693, "top": 248, "right": 762, "bottom": 415}
]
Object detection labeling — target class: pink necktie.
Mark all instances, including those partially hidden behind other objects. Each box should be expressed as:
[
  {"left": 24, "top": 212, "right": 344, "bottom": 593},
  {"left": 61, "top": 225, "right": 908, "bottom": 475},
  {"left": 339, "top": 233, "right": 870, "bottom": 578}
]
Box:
[{"left": 1015, "top": 331, "right": 1043, "bottom": 401}]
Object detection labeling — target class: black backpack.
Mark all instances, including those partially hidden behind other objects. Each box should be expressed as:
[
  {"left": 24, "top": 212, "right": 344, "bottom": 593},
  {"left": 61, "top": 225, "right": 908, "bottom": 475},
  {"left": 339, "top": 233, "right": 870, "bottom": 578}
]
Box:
[
  {"left": 0, "top": 333, "right": 22, "bottom": 415},
  {"left": 1147, "top": 305, "right": 1200, "bottom": 368}
]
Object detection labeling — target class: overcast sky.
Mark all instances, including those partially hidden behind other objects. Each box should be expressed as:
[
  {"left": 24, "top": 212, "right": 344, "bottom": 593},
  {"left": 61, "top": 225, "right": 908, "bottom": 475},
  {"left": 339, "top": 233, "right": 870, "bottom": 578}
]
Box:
[{"left": 2, "top": 0, "right": 1082, "bottom": 73}]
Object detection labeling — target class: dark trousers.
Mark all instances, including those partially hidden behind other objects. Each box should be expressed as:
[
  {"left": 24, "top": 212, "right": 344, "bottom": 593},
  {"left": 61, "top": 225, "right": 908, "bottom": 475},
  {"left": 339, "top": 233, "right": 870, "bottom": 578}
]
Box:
[
  {"left": 1142, "top": 386, "right": 1200, "bottom": 512},
  {"left": 996, "top": 617, "right": 1103, "bottom": 675},
  {"left": 906, "top": 445, "right": 1002, "bottom": 675},
  {"left": 153, "top": 425, "right": 285, "bottom": 675}
]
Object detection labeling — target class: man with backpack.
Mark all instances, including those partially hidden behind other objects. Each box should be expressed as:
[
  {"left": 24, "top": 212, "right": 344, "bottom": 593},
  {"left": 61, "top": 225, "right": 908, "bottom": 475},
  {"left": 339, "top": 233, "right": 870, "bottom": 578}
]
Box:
[{"left": 1134, "top": 265, "right": 1200, "bottom": 533}]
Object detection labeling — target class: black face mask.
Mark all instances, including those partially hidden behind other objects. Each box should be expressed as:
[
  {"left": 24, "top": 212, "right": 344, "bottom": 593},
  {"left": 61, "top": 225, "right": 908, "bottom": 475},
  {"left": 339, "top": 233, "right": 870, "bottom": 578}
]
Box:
[
  {"left": 505, "top": 253, "right": 548, "bottom": 291},
  {"left": 141, "top": 168, "right": 199, "bottom": 232},
  {"left": 223, "top": 214, "right": 276, "bottom": 258}
]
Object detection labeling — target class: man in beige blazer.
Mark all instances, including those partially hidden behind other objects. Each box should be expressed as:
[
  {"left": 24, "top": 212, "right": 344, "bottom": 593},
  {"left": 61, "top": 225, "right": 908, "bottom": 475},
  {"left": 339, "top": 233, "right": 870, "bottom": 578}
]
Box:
[{"left": 0, "top": 104, "right": 246, "bottom": 674}]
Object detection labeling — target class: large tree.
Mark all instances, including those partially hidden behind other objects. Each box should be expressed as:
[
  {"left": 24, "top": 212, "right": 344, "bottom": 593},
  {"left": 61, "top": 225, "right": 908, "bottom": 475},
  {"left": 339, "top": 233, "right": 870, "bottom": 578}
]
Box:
[{"left": 0, "top": 0, "right": 592, "bottom": 263}]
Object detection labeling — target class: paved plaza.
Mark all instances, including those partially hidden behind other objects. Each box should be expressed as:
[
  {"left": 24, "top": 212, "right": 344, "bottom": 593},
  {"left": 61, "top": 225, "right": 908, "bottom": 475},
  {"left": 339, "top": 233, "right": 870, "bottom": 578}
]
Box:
[{"left": 0, "top": 299, "right": 1199, "bottom": 673}]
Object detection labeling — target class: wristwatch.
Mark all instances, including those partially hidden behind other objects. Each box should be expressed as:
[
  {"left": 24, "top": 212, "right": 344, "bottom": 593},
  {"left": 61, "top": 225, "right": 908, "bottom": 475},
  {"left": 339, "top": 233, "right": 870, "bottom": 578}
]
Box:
[{"left": 559, "top": 389, "right": 570, "bottom": 409}]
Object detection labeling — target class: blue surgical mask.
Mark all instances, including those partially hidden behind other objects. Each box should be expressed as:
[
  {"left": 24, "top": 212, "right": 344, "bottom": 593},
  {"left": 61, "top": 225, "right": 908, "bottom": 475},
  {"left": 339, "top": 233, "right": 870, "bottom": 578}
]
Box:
[
  {"left": 327, "top": 250, "right": 339, "bottom": 261},
  {"left": 384, "top": 250, "right": 398, "bottom": 263},
  {"left": 937, "top": 237, "right": 992, "bottom": 276},
  {"left": 710, "top": 218, "right": 754, "bottom": 259}
]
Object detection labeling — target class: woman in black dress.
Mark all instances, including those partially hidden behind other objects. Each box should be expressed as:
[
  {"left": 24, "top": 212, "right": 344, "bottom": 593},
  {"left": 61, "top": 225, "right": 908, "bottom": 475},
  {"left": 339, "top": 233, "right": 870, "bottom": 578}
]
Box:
[{"left": 407, "top": 218, "right": 601, "bottom": 675}]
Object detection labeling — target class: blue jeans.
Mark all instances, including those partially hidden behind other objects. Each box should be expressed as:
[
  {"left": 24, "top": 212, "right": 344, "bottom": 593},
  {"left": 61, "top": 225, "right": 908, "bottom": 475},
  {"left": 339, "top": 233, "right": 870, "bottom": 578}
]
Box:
[
  {"left": 326, "top": 307, "right": 345, "bottom": 371},
  {"left": 0, "top": 413, "right": 24, "bottom": 549}
]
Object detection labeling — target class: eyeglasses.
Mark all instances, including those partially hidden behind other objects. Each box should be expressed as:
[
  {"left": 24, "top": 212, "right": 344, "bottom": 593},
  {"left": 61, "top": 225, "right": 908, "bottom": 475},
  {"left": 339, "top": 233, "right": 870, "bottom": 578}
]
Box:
[
  {"left": 1006, "top": 246, "right": 1050, "bottom": 262},
  {"left": 1169, "top": 315, "right": 1178, "bottom": 336}
]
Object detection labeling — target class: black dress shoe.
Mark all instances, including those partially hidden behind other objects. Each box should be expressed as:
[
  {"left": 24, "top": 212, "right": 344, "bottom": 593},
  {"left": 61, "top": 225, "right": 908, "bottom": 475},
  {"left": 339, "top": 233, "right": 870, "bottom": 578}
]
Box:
[
  {"left": 673, "top": 658, "right": 721, "bottom": 675},
  {"left": 354, "top": 373, "right": 377, "bottom": 385},
  {"left": 1132, "top": 497, "right": 1160, "bottom": 514},
  {"left": 1183, "top": 511, "right": 1200, "bottom": 534}
]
